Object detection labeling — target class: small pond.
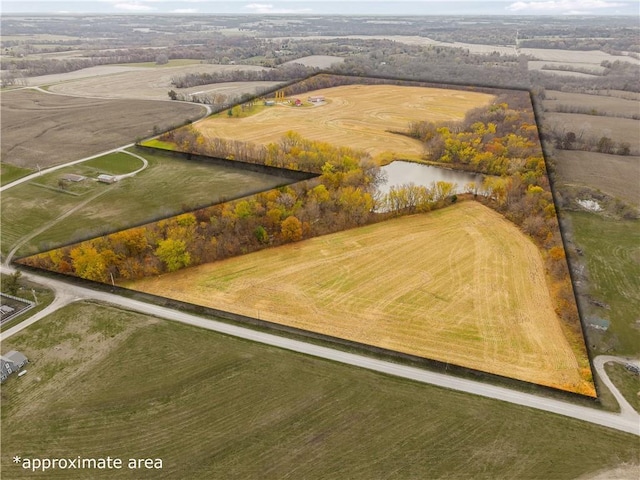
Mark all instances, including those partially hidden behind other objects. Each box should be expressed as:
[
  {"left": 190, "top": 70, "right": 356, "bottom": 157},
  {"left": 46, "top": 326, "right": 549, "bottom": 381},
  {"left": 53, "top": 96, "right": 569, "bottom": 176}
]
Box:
[{"left": 378, "top": 161, "right": 485, "bottom": 196}]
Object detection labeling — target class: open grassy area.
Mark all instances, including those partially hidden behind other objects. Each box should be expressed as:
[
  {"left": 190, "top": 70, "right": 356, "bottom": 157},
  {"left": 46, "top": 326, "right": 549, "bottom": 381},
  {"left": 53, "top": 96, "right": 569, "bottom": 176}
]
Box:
[
  {"left": 545, "top": 112, "right": 640, "bottom": 152},
  {"left": 604, "top": 362, "right": 640, "bottom": 414},
  {"left": 139, "top": 139, "right": 176, "bottom": 150},
  {"left": 544, "top": 91, "right": 640, "bottom": 118},
  {"left": 114, "top": 59, "right": 204, "bottom": 68},
  {"left": 567, "top": 211, "right": 640, "bottom": 355},
  {"left": 194, "top": 84, "right": 495, "bottom": 161},
  {"left": 0, "top": 163, "right": 33, "bottom": 185},
  {"left": 0, "top": 302, "right": 636, "bottom": 479},
  {"left": 46, "top": 65, "right": 271, "bottom": 101},
  {"left": 554, "top": 150, "right": 640, "bottom": 209},
  {"left": 82, "top": 152, "right": 143, "bottom": 175},
  {"left": 1, "top": 148, "right": 293, "bottom": 258},
  {"left": 127, "top": 201, "right": 592, "bottom": 395}
]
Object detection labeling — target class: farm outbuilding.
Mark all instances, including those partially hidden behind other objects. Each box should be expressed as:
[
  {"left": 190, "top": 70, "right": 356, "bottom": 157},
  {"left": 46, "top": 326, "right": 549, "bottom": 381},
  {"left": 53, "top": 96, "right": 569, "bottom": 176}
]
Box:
[
  {"left": 61, "top": 173, "right": 86, "bottom": 182},
  {"left": 308, "top": 95, "right": 325, "bottom": 103},
  {"left": 97, "top": 174, "right": 117, "bottom": 184}
]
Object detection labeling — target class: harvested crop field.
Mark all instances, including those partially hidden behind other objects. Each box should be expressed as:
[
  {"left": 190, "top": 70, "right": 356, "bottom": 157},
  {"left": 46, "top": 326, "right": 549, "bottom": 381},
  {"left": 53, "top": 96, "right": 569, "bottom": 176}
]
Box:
[
  {"left": 24, "top": 65, "right": 150, "bottom": 86},
  {"left": 554, "top": 150, "right": 640, "bottom": 208},
  {"left": 529, "top": 62, "right": 607, "bottom": 76},
  {"left": 545, "top": 113, "right": 640, "bottom": 151},
  {"left": 1, "top": 302, "right": 633, "bottom": 480},
  {"left": 128, "top": 201, "right": 592, "bottom": 394},
  {"left": 284, "top": 55, "right": 345, "bottom": 68},
  {"left": 544, "top": 91, "right": 640, "bottom": 118},
  {"left": 48, "top": 64, "right": 271, "bottom": 100},
  {"left": 195, "top": 84, "right": 495, "bottom": 161},
  {"left": 1, "top": 89, "right": 205, "bottom": 168},
  {"left": 522, "top": 48, "right": 640, "bottom": 66}
]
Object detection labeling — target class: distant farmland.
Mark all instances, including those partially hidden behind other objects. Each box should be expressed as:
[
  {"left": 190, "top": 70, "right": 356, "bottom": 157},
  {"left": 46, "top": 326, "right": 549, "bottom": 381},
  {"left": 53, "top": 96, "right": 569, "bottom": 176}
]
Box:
[
  {"left": 554, "top": 150, "right": 640, "bottom": 208},
  {"left": 194, "top": 84, "right": 495, "bottom": 161},
  {"left": 545, "top": 112, "right": 640, "bottom": 152},
  {"left": 0, "top": 89, "right": 205, "bottom": 168},
  {"left": 46, "top": 63, "right": 272, "bottom": 101},
  {"left": 544, "top": 91, "right": 640, "bottom": 118},
  {"left": 128, "top": 202, "right": 593, "bottom": 394}
]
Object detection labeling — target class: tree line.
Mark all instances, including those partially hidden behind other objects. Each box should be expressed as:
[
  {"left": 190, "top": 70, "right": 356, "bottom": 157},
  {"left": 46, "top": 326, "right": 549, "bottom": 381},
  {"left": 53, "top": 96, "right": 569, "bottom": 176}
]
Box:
[
  {"left": 20, "top": 134, "right": 388, "bottom": 282},
  {"left": 170, "top": 64, "right": 317, "bottom": 89}
]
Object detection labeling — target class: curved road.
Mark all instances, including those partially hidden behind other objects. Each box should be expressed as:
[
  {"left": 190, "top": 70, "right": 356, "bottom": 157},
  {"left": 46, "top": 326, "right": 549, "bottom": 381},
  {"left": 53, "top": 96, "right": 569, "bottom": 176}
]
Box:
[
  {"left": 1, "top": 86, "right": 211, "bottom": 194},
  {"left": 1, "top": 266, "right": 638, "bottom": 436},
  {"left": 593, "top": 355, "right": 640, "bottom": 419},
  {"left": 2, "top": 149, "right": 150, "bottom": 266}
]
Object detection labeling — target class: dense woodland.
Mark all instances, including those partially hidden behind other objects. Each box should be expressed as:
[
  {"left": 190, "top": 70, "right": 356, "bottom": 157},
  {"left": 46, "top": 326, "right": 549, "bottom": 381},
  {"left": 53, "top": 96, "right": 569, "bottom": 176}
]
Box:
[{"left": 3, "top": 15, "right": 638, "bottom": 100}]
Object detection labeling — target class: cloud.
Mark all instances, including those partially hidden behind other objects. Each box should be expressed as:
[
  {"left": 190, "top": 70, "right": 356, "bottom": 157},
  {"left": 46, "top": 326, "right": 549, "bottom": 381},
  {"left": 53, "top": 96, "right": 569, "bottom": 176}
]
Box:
[
  {"left": 506, "top": 1, "right": 625, "bottom": 12},
  {"left": 173, "top": 8, "right": 198, "bottom": 13},
  {"left": 114, "top": 2, "right": 156, "bottom": 11},
  {"left": 244, "top": 3, "right": 312, "bottom": 14}
]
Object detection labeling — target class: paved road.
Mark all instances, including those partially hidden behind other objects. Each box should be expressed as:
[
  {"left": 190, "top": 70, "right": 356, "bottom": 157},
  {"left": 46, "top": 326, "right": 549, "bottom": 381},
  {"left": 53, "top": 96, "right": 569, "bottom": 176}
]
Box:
[
  {"left": 2, "top": 148, "right": 150, "bottom": 265},
  {"left": 1, "top": 86, "right": 212, "bottom": 195},
  {"left": 2, "top": 266, "right": 638, "bottom": 436},
  {"left": 115, "top": 149, "right": 149, "bottom": 180},
  {"left": 593, "top": 355, "right": 640, "bottom": 419},
  {"left": 0, "top": 144, "right": 136, "bottom": 194}
]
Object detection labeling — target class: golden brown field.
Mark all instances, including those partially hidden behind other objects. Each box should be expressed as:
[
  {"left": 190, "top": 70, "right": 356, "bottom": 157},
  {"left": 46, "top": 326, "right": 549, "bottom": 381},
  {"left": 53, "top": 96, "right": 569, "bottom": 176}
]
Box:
[
  {"left": 127, "top": 201, "right": 593, "bottom": 394},
  {"left": 195, "top": 84, "right": 495, "bottom": 161}
]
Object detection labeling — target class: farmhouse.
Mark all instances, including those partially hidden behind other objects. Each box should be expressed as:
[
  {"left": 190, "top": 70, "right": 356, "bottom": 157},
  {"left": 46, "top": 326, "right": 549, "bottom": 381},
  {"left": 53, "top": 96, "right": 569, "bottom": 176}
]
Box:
[
  {"left": 97, "top": 174, "right": 117, "bottom": 184},
  {"left": 0, "top": 350, "right": 28, "bottom": 382}
]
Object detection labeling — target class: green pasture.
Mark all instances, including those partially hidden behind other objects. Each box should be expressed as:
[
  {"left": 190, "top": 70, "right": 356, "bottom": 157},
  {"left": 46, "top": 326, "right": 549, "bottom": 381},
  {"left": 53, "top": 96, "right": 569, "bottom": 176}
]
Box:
[
  {"left": 604, "top": 363, "right": 640, "bottom": 414},
  {"left": 82, "top": 152, "right": 143, "bottom": 175},
  {"left": 567, "top": 211, "right": 640, "bottom": 355},
  {"left": 1, "top": 148, "right": 291, "bottom": 258},
  {"left": 139, "top": 139, "right": 176, "bottom": 150},
  {"left": 1, "top": 302, "right": 637, "bottom": 479},
  {"left": 1, "top": 163, "right": 33, "bottom": 185}
]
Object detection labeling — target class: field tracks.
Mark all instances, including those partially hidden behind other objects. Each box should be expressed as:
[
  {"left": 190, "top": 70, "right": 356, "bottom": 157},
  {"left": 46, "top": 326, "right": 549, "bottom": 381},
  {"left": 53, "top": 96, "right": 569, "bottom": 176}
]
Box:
[{"left": 3, "top": 149, "right": 149, "bottom": 265}]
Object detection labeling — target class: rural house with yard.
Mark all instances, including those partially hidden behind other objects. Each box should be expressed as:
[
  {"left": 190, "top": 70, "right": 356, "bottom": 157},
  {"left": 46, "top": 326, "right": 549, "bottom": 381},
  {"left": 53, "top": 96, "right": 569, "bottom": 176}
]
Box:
[{"left": 1, "top": 350, "right": 28, "bottom": 382}]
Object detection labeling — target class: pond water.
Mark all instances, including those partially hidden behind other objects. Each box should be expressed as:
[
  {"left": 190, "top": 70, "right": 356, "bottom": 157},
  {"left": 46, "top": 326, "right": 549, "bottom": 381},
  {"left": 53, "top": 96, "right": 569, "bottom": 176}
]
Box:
[{"left": 378, "top": 161, "right": 485, "bottom": 196}]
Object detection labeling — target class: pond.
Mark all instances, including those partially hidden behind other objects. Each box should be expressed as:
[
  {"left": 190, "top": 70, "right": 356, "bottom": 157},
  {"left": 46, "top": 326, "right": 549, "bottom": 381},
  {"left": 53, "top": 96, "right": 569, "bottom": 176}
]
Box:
[{"left": 378, "top": 161, "right": 485, "bottom": 196}]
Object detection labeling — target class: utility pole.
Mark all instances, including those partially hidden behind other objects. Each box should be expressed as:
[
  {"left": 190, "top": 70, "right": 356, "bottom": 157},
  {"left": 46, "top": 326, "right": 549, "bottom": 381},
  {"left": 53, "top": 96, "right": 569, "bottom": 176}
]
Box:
[{"left": 31, "top": 288, "right": 38, "bottom": 305}]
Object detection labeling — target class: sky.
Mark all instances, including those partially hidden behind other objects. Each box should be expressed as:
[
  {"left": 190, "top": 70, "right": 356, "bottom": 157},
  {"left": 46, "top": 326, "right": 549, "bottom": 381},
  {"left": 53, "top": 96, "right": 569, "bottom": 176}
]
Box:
[{"left": 1, "top": 0, "right": 639, "bottom": 16}]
